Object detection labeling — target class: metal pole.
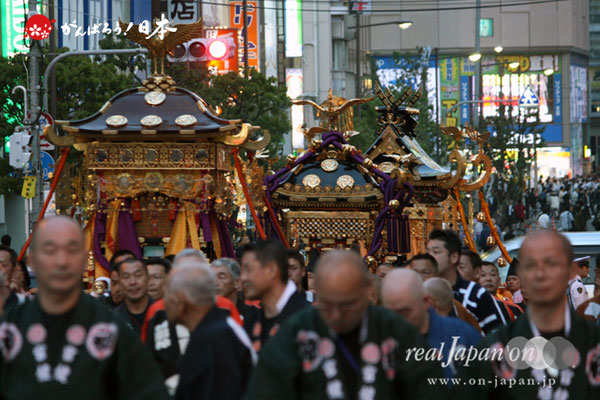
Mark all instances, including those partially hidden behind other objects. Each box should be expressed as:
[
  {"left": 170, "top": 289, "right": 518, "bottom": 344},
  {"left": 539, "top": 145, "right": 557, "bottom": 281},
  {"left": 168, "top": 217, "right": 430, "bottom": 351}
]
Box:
[
  {"left": 28, "top": 0, "right": 43, "bottom": 232},
  {"left": 243, "top": 0, "right": 249, "bottom": 72},
  {"left": 49, "top": 0, "right": 57, "bottom": 122},
  {"left": 435, "top": 47, "right": 440, "bottom": 160},
  {"left": 43, "top": 49, "right": 148, "bottom": 112},
  {"left": 474, "top": 0, "right": 481, "bottom": 127}
]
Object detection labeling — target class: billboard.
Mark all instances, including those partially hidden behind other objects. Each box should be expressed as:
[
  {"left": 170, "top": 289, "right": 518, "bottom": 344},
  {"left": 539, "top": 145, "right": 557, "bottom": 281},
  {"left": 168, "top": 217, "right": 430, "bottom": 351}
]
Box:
[
  {"left": 440, "top": 57, "right": 460, "bottom": 126},
  {"left": 285, "top": 0, "right": 302, "bottom": 58},
  {"left": 374, "top": 53, "right": 565, "bottom": 142},
  {"left": 230, "top": 1, "right": 260, "bottom": 70},
  {"left": 1, "top": 0, "right": 29, "bottom": 57},
  {"left": 480, "top": 55, "right": 561, "bottom": 125},
  {"left": 204, "top": 28, "right": 239, "bottom": 75}
]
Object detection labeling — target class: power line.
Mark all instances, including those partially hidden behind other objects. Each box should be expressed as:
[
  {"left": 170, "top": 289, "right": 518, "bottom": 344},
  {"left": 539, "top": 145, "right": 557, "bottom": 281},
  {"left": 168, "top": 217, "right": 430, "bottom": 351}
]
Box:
[{"left": 35, "top": 0, "right": 566, "bottom": 19}]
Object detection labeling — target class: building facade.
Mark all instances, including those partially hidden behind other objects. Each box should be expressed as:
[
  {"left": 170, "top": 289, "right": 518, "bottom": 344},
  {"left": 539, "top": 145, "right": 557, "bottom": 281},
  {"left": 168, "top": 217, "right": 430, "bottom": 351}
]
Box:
[{"left": 301, "top": 0, "right": 590, "bottom": 177}]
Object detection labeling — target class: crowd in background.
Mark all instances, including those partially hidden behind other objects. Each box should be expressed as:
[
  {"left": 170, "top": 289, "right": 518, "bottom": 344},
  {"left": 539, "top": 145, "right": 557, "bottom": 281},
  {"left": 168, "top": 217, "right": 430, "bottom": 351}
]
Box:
[{"left": 473, "top": 175, "right": 600, "bottom": 252}]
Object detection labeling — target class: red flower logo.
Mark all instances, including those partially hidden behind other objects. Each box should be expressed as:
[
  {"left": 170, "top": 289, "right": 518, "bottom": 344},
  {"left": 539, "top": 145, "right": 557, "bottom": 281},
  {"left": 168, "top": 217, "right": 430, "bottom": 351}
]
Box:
[{"left": 25, "top": 14, "right": 56, "bottom": 40}]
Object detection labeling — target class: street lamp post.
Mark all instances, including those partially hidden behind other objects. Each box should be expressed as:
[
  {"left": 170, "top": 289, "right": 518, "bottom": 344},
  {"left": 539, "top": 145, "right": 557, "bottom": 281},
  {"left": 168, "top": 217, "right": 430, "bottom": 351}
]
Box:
[{"left": 474, "top": 0, "right": 482, "bottom": 128}]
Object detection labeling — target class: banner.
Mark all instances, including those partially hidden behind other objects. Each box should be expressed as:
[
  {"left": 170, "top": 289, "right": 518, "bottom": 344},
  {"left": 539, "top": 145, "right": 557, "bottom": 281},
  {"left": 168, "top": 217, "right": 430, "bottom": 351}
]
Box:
[{"left": 230, "top": 1, "right": 260, "bottom": 70}]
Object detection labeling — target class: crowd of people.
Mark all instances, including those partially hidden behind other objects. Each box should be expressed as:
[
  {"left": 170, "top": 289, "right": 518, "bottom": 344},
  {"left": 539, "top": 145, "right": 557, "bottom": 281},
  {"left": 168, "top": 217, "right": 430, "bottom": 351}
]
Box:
[
  {"left": 1, "top": 216, "right": 600, "bottom": 399},
  {"left": 472, "top": 175, "right": 600, "bottom": 253}
]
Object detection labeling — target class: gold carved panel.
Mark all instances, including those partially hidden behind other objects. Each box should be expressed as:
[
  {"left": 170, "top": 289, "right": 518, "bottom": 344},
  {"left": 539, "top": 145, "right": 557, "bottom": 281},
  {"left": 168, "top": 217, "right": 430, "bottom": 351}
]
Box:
[
  {"left": 86, "top": 143, "right": 230, "bottom": 171},
  {"left": 284, "top": 211, "right": 373, "bottom": 241}
]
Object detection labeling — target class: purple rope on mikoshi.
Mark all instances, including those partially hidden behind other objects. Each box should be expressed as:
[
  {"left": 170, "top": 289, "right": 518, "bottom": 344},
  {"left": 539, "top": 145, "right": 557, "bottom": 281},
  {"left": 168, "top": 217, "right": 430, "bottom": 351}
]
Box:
[{"left": 262, "top": 130, "right": 414, "bottom": 256}]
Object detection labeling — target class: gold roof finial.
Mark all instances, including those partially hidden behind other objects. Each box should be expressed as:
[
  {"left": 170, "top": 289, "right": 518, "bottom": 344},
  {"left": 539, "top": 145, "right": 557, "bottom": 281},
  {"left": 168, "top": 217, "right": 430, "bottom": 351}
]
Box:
[{"left": 292, "top": 90, "right": 374, "bottom": 139}]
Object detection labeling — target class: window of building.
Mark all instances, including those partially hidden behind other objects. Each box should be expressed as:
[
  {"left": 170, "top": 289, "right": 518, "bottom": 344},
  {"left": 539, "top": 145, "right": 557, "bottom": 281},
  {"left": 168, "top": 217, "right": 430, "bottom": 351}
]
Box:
[{"left": 333, "top": 39, "right": 347, "bottom": 71}]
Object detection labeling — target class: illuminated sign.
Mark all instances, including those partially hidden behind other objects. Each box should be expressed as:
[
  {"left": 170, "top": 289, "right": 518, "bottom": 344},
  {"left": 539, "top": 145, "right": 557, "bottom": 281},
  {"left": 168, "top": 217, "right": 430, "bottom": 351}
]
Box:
[
  {"left": 480, "top": 19, "right": 493, "bottom": 37},
  {"left": 285, "top": 0, "right": 302, "bottom": 58},
  {"left": 1, "top": 0, "right": 29, "bottom": 57},
  {"left": 205, "top": 28, "right": 239, "bottom": 75},
  {"left": 286, "top": 69, "right": 304, "bottom": 149},
  {"left": 480, "top": 55, "right": 562, "bottom": 124}
]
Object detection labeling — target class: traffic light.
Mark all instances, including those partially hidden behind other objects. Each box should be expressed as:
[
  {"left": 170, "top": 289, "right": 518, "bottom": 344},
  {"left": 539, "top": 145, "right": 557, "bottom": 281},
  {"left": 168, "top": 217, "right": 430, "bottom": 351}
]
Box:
[
  {"left": 167, "top": 38, "right": 237, "bottom": 62},
  {"left": 9, "top": 129, "right": 32, "bottom": 169}
]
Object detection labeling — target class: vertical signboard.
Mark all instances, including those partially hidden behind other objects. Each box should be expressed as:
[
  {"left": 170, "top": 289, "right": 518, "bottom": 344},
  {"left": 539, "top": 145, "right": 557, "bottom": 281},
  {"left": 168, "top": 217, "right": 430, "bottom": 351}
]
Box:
[
  {"left": 263, "top": 0, "right": 278, "bottom": 78},
  {"left": 440, "top": 57, "right": 460, "bottom": 126},
  {"left": 287, "top": 69, "right": 304, "bottom": 149},
  {"left": 285, "top": 0, "right": 302, "bottom": 58},
  {"left": 230, "top": 1, "right": 260, "bottom": 70},
  {"left": 1, "top": 0, "right": 29, "bottom": 57},
  {"left": 570, "top": 65, "right": 588, "bottom": 124}
]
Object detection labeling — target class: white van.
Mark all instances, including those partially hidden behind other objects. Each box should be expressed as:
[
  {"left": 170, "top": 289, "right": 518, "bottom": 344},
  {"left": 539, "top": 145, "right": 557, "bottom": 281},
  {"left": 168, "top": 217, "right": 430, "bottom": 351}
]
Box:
[{"left": 481, "top": 232, "right": 600, "bottom": 289}]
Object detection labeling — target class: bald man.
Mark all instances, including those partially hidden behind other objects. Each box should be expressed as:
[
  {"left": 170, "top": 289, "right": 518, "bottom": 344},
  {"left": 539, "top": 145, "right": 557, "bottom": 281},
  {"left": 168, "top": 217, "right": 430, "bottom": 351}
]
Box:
[
  {"left": 382, "top": 269, "right": 481, "bottom": 378},
  {"left": 245, "top": 250, "right": 446, "bottom": 400},
  {"left": 457, "top": 230, "right": 600, "bottom": 399},
  {"left": 141, "top": 250, "right": 242, "bottom": 388},
  {"left": 424, "top": 277, "right": 483, "bottom": 334},
  {"left": 0, "top": 216, "right": 169, "bottom": 400},
  {"left": 164, "top": 263, "right": 256, "bottom": 400}
]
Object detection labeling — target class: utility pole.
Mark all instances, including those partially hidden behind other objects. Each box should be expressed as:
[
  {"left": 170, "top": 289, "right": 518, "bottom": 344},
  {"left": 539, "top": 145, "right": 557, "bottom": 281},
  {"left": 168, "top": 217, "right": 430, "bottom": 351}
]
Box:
[
  {"left": 243, "top": 0, "right": 249, "bottom": 72},
  {"left": 28, "top": 0, "right": 43, "bottom": 232},
  {"left": 49, "top": 0, "right": 57, "bottom": 122}
]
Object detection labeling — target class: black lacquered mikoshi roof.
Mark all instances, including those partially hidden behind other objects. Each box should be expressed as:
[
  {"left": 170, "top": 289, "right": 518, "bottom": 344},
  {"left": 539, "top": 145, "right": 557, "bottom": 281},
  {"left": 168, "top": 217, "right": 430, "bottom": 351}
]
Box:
[
  {"left": 59, "top": 87, "right": 239, "bottom": 140},
  {"left": 271, "top": 157, "right": 384, "bottom": 209}
]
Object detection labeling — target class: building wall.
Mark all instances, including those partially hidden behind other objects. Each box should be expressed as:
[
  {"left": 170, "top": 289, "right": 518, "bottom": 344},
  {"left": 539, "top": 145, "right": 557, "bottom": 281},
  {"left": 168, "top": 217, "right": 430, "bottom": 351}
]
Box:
[{"left": 361, "top": 0, "right": 588, "bottom": 54}]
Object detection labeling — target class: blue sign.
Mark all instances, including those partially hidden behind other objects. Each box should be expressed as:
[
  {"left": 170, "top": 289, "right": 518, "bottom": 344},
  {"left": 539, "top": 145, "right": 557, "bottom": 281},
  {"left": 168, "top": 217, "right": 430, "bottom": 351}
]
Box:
[
  {"left": 519, "top": 86, "right": 539, "bottom": 107},
  {"left": 40, "top": 151, "right": 54, "bottom": 181},
  {"left": 27, "top": 151, "right": 54, "bottom": 180},
  {"left": 554, "top": 73, "right": 562, "bottom": 123},
  {"left": 460, "top": 75, "right": 470, "bottom": 124}
]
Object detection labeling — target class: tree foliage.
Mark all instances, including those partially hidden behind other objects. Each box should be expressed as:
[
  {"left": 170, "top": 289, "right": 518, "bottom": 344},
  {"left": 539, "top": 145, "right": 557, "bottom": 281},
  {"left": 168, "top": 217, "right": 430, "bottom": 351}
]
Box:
[
  {"left": 167, "top": 65, "right": 291, "bottom": 155},
  {"left": 481, "top": 104, "right": 545, "bottom": 204},
  {"left": 352, "top": 50, "right": 450, "bottom": 163}
]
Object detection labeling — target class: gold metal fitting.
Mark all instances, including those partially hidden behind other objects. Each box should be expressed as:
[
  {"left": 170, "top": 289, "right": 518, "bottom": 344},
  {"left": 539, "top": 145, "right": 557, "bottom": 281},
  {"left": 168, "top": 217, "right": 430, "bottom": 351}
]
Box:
[
  {"left": 388, "top": 199, "right": 400, "bottom": 210},
  {"left": 497, "top": 256, "right": 507, "bottom": 267},
  {"left": 476, "top": 212, "right": 486, "bottom": 222},
  {"left": 362, "top": 158, "right": 374, "bottom": 169}
]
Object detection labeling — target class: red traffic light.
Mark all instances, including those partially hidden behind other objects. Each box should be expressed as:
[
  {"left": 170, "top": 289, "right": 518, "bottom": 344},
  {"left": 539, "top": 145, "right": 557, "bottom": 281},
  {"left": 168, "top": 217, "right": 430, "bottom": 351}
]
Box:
[
  {"left": 172, "top": 44, "right": 186, "bottom": 59},
  {"left": 189, "top": 42, "right": 207, "bottom": 58},
  {"left": 167, "top": 37, "right": 237, "bottom": 63},
  {"left": 208, "top": 39, "right": 228, "bottom": 60}
]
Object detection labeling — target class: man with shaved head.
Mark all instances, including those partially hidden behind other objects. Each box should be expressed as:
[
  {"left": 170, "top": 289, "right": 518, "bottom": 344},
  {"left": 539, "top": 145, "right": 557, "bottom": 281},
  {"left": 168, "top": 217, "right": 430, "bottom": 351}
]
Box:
[
  {"left": 141, "top": 250, "right": 242, "bottom": 388},
  {"left": 457, "top": 230, "right": 600, "bottom": 399},
  {"left": 382, "top": 269, "right": 480, "bottom": 378},
  {"left": 164, "top": 262, "right": 255, "bottom": 400},
  {"left": 0, "top": 216, "right": 169, "bottom": 399},
  {"left": 245, "top": 250, "right": 446, "bottom": 399}
]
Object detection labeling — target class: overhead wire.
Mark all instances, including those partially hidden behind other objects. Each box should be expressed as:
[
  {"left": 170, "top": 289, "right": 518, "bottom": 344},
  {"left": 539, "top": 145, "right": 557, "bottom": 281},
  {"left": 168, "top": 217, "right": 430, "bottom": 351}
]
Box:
[{"left": 35, "top": 0, "right": 566, "bottom": 19}]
